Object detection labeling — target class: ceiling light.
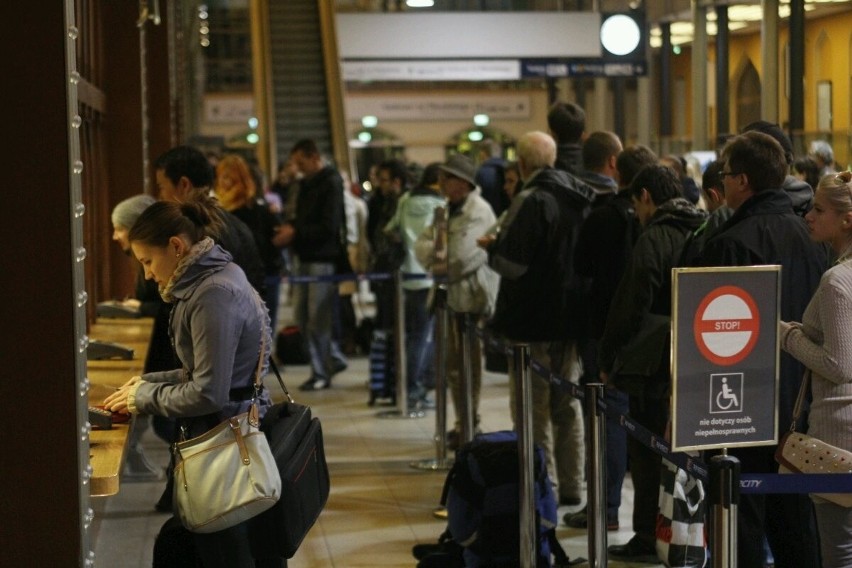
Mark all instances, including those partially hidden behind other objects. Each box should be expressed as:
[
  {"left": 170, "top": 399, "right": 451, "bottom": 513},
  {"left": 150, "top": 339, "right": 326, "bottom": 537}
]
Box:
[{"left": 406, "top": 0, "right": 435, "bottom": 7}]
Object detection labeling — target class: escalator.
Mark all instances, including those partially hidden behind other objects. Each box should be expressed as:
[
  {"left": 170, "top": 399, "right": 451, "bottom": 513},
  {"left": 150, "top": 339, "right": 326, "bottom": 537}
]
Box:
[{"left": 264, "top": 0, "right": 348, "bottom": 172}]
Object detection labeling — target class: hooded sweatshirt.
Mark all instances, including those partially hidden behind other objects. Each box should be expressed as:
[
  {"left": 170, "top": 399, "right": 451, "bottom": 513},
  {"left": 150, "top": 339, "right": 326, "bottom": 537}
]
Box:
[{"left": 489, "top": 167, "right": 594, "bottom": 342}]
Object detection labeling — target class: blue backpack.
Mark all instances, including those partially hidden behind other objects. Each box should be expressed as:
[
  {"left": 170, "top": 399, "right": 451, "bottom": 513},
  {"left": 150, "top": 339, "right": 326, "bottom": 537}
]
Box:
[{"left": 441, "top": 430, "right": 571, "bottom": 567}]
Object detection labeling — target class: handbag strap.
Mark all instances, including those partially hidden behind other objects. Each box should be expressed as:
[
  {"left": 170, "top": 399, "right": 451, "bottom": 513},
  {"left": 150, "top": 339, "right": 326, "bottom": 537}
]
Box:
[
  {"left": 268, "top": 359, "right": 295, "bottom": 404},
  {"left": 789, "top": 368, "right": 811, "bottom": 433}
]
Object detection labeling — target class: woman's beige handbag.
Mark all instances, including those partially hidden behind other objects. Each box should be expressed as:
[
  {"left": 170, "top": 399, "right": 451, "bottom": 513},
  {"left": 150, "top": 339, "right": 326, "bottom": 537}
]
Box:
[{"left": 173, "top": 335, "right": 281, "bottom": 533}]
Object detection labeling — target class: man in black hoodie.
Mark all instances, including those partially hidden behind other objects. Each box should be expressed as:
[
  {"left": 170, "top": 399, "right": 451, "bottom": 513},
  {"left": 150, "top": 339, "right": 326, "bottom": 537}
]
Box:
[
  {"left": 598, "top": 165, "right": 706, "bottom": 562},
  {"left": 489, "top": 130, "right": 594, "bottom": 508}
]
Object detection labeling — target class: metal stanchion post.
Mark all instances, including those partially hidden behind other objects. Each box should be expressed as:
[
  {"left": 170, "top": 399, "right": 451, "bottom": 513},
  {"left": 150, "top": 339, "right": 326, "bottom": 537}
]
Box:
[
  {"left": 411, "top": 285, "right": 452, "bottom": 471},
  {"left": 709, "top": 450, "right": 739, "bottom": 568},
  {"left": 377, "top": 270, "right": 425, "bottom": 419},
  {"left": 585, "top": 384, "right": 608, "bottom": 568},
  {"left": 460, "top": 313, "right": 476, "bottom": 446},
  {"left": 512, "top": 343, "right": 536, "bottom": 568}
]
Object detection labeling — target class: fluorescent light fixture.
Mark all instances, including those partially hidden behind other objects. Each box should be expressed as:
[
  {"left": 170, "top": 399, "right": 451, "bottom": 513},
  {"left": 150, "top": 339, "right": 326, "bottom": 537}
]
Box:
[
  {"left": 361, "top": 115, "right": 378, "bottom": 128},
  {"left": 358, "top": 131, "right": 372, "bottom": 143},
  {"left": 406, "top": 0, "right": 435, "bottom": 7},
  {"left": 248, "top": 117, "right": 258, "bottom": 129},
  {"left": 246, "top": 133, "right": 259, "bottom": 144},
  {"left": 473, "top": 114, "right": 490, "bottom": 127},
  {"left": 468, "top": 131, "right": 484, "bottom": 142}
]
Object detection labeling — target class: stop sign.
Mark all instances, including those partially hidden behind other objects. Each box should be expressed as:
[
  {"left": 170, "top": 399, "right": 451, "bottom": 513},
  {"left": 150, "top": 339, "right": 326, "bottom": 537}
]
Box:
[{"left": 693, "top": 285, "right": 760, "bottom": 366}]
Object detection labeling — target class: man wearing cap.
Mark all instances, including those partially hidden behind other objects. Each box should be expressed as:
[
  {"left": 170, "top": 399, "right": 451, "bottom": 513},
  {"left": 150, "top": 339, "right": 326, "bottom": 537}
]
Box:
[
  {"left": 486, "top": 130, "right": 594, "bottom": 509},
  {"left": 416, "top": 154, "right": 498, "bottom": 446}
]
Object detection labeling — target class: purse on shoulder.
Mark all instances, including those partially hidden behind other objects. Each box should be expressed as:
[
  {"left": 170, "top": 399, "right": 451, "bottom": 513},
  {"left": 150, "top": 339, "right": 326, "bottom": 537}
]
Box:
[
  {"left": 249, "top": 360, "right": 331, "bottom": 559},
  {"left": 774, "top": 370, "right": 852, "bottom": 507},
  {"left": 172, "top": 336, "right": 281, "bottom": 533}
]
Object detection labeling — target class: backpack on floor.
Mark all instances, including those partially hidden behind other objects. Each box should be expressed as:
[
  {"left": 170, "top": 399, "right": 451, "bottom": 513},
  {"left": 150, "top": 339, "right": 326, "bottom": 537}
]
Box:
[
  {"left": 367, "top": 329, "right": 395, "bottom": 406},
  {"left": 441, "top": 430, "right": 571, "bottom": 567}
]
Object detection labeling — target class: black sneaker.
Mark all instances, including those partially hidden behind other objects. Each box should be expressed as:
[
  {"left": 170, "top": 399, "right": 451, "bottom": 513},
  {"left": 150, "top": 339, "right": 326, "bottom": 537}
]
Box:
[{"left": 608, "top": 536, "right": 659, "bottom": 563}]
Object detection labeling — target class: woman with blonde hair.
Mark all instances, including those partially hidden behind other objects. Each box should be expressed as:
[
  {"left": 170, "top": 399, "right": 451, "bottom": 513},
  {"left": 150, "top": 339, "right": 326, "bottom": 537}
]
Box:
[
  {"left": 216, "top": 154, "right": 287, "bottom": 330},
  {"left": 780, "top": 171, "right": 852, "bottom": 567}
]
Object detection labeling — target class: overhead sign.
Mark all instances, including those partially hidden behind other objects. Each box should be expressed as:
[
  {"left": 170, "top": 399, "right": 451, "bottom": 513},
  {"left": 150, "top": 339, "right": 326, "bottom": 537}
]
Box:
[
  {"left": 521, "top": 58, "right": 648, "bottom": 78},
  {"left": 671, "top": 266, "right": 781, "bottom": 452},
  {"left": 346, "top": 94, "right": 531, "bottom": 122},
  {"left": 342, "top": 60, "right": 521, "bottom": 82}
]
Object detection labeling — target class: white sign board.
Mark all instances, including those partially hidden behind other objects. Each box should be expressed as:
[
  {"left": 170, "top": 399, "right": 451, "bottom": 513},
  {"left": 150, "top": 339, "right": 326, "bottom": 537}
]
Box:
[{"left": 346, "top": 94, "right": 531, "bottom": 122}]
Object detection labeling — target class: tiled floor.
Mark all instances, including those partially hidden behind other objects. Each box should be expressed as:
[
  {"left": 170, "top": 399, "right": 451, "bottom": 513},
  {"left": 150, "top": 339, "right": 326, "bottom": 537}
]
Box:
[{"left": 92, "top": 292, "right": 664, "bottom": 567}]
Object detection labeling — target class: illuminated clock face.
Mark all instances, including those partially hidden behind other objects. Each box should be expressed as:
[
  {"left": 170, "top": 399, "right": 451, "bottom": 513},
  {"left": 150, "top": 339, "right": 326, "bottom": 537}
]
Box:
[{"left": 600, "top": 14, "right": 641, "bottom": 56}]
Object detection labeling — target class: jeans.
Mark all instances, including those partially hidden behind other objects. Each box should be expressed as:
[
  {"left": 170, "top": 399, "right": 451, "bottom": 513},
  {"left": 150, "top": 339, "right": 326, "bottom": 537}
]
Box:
[
  {"left": 404, "top": 287, "right": 434, "bottom": 400},
  {"left": 604, "top": 386, "right": 629, "bottom": 518},
  {"left": 295, "top": 262, "right": 346, "bottom": 381}
]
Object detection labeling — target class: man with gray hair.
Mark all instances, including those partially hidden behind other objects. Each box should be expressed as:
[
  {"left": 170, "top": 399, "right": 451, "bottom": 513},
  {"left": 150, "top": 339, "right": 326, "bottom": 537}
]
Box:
[
  {"left": 809, "top": 139, "right": 837, "bottom": 178},
  {"left": 487, "top": 130, "right": 594, "bottom": 507}
]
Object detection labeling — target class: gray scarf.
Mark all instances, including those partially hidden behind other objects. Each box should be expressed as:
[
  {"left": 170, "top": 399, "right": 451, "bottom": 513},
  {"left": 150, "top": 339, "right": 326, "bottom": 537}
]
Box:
[{"left": 160, "top": 237, "right": 214, "bottom": 303}]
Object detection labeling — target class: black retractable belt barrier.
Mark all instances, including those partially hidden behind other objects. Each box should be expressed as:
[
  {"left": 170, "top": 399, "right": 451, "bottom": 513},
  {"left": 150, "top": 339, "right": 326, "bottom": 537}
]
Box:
[
  {"left": 585, "top": 384, "right": 608, "bottom": 568},
  {"left": 411, "top": 285, "right": 452, "bottom": 472},
  {"left": 511, "top": 342, "right": 537, "bottom": 568},
  {"left": 709, "top": 452, "right": 740, "bottom": 568},
  {"left": 459, "top": 313, "right": 476, "bottom": 446}
]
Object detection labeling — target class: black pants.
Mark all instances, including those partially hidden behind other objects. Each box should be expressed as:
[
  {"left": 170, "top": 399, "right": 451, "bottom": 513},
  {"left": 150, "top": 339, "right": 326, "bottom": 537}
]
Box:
[
  {"left": 193, "top": 521, "right": 286, "bottom": 568},
  {"left": 626, "top": 393, "right": 668, "bottom": 547}
]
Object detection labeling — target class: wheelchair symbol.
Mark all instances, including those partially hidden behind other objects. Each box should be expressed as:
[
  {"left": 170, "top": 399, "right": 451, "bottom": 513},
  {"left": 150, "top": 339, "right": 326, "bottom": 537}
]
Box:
[
  {"left": 716, "top": 378, "right": 739, "bottom": 410},
  {"left": 710, "top": 373, "right": 743, "bottom": 413}
]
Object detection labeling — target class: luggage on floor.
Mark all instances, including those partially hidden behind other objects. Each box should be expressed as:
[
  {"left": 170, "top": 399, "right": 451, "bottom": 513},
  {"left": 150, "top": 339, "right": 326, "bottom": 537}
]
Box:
[
  {"left": 441, "top": 430, "right": 570, "bottom": 567},
  {"left": 249, "top": 384, "right": 330, "bottom": 558},
  {"left": 367, "top": 329, "right": 396, "bottom": 406},
  {"left": 275, "top": 325, "right": 310, "bottom": 365},
  {"left": 152, "top": 516, "right": 202, "bottom": 568}
]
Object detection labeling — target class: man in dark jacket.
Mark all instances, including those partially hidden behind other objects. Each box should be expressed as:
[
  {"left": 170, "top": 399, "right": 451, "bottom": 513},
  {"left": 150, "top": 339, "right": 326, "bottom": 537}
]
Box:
[
  {"left": 698, "top": 131, "right": 827, "bottom": 568},
  {"left": 279, "top": 139, "right": 348, "bottom": 391},
  {"left": 598, "top": 165, "right": 706, "bottom": 562},
  {"left": 565, "top": 144, "right": 658, "bottom": 532},
  {"left": 154, "top": 145, "right": 266, "bottom": 294},
  {"left": 488, "top": 130, "right": 594, "bottom": 507}
]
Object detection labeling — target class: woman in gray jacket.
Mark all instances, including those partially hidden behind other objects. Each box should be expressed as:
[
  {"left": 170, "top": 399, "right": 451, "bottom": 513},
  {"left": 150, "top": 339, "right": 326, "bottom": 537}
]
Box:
[{"left": 104, "top": 195, "right": 279, "bottom": 568}]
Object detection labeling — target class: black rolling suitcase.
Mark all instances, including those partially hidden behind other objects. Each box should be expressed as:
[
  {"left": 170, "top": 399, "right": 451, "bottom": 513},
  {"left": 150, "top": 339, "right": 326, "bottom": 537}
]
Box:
[
  {"left": 250, "top": 366, "right": 330, "bottom": 559},
  {"left": 367, "top": 329, "right": 396, "bottom": 406},
  {"left": 275, "top": 325, "right": 310, "bottom": 365}
]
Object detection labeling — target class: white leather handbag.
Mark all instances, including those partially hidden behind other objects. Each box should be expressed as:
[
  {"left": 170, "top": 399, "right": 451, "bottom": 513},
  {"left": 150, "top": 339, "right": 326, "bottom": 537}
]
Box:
[{"left": 173, "top": 336, "right": 281, "bottom": 533}]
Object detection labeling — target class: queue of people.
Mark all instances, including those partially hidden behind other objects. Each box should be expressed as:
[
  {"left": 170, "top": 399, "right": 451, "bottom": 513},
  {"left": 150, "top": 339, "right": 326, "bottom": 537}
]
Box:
[{"left": 102, "top": 106, "right": 851, "bottom": 567}]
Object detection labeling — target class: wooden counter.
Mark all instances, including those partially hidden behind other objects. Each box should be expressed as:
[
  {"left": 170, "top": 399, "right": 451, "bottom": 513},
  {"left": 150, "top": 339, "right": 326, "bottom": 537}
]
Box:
[{"left": 87, "top": 317, "right": 153, "bottom": 497}]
